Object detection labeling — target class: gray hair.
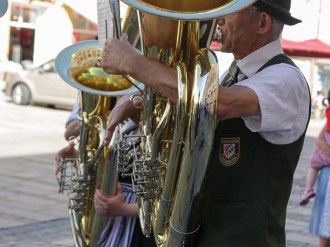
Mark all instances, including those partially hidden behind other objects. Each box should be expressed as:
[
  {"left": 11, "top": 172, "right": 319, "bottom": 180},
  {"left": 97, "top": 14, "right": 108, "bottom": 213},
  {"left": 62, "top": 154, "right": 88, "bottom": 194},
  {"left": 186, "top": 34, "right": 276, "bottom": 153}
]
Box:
[
  {"left": 270, "top": 17, "right": 284, "bottom": 39},
  {"left": 248, "top": 8, "right": 284, "bottom": 40}
]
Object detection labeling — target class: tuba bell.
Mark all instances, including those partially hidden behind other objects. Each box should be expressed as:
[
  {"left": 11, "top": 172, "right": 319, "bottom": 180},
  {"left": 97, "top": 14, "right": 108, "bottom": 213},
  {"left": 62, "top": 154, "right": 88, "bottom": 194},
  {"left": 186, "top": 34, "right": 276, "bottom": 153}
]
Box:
[
  {"left": 55, "top": 4, "right": 141, "bottom": 247},
  {"left": 116, "top": 0, "right": 257, "bottom": 246}
]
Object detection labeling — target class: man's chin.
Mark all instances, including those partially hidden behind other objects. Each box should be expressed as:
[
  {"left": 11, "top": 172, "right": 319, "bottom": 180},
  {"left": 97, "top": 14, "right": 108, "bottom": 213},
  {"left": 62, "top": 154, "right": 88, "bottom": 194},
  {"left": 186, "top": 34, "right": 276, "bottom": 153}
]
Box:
[{"left": 219, "top": 46, "right": 229, "bottom": 53}]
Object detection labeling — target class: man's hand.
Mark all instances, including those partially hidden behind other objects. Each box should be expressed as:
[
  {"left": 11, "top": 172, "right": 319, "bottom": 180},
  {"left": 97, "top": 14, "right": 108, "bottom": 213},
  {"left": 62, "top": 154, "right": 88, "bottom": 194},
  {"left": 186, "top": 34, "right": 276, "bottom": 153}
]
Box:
[
  {"left": 54, "top": 141, "right": 78, "bottom": 175},
  {"left": 104, "top": 94, "right": 143, "bottom": 146},
  {"left": 101, "top": 33, "right": 138, "bottom": 75},
  {"left": 94, "top": 184, "right": 138, "bottom": 217}
]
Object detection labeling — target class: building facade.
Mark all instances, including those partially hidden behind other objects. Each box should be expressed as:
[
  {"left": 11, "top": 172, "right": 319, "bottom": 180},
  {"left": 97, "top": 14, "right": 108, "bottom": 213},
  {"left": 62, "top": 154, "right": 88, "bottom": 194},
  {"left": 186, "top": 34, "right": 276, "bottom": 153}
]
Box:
[
  {"left": 1, "top": 0, "right": 330, "bottom": 107},
  {"left": 0, "top": 0, "right": 97, "bottom": 66}
]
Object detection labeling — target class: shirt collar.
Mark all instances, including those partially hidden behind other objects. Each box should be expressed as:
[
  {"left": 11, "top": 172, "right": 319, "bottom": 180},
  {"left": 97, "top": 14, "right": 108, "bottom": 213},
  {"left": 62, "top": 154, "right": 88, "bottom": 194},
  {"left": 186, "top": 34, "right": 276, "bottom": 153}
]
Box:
[{"left": 236, "top": 39, "right": 284, "bottom": 79}]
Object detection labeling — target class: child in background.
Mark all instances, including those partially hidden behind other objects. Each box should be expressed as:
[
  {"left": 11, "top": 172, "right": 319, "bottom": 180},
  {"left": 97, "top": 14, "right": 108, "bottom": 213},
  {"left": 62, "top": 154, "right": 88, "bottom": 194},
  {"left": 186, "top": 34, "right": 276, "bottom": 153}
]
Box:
[{"left": 300, "top": 89, "right": 330, "bottom": 206}]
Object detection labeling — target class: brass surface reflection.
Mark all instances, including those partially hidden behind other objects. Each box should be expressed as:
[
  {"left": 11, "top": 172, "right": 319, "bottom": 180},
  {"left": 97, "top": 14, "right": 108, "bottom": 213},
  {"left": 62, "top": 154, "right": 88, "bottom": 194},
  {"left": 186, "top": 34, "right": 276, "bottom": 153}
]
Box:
[{"left": 69, "top": 67, "right": 133, "bottom": 91}]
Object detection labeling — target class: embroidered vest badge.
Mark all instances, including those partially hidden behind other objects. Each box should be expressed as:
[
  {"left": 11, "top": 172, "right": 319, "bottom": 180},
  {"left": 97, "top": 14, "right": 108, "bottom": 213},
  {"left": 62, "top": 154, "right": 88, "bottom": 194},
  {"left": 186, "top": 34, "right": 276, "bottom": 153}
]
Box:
[{"left": 219, "top": 137, "right": 240, "bottom": 166}]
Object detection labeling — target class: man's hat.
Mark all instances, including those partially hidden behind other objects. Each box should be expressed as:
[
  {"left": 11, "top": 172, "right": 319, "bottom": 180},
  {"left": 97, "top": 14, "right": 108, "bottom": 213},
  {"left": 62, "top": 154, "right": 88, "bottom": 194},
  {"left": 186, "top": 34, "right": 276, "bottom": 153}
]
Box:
[
  {"left": 253, "top": 0, "right": 301, "bottom": 25},
  {"left": 0, "top": 0, "right": 8, "bottom": 17}
]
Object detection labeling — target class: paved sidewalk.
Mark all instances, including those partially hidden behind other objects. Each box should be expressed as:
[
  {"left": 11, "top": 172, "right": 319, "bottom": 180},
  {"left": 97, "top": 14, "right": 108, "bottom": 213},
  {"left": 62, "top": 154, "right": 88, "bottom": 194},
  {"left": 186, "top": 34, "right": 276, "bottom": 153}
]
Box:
[
  {"left": 0, "top": 100, "right": 73, "bottom": 247},
  {"left": 0, "top": 98, "right": 324, "bottom": 246}
]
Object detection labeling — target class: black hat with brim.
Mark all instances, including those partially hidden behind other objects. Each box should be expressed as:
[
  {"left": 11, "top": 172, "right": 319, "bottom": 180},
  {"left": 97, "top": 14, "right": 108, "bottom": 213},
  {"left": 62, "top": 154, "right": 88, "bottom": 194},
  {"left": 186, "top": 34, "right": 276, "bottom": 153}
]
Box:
[{"left": 253, "top": 0, "right": 301, "bottom": 26}]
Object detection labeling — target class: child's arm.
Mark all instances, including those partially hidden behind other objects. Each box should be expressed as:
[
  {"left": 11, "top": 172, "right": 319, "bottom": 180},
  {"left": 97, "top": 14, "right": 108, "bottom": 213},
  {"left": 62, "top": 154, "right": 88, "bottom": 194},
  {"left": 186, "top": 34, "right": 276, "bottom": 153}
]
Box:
[{"left": 316, "top": 124, "right": 330, "bottom": 156}]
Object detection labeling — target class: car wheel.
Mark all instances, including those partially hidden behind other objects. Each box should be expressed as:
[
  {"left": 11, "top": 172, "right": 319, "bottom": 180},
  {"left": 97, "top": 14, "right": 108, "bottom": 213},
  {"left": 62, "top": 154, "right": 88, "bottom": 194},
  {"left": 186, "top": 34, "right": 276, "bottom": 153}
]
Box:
[{"left": 12, "top": 83, "right": 31, "bottom": 105}]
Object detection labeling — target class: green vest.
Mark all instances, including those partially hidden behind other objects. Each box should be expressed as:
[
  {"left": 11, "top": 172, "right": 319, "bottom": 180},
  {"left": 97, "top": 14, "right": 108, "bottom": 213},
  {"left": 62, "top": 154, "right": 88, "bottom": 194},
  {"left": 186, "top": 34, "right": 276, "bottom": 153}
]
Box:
[{"left": 197, "top": 54, "right": 311, "bottom": 247}]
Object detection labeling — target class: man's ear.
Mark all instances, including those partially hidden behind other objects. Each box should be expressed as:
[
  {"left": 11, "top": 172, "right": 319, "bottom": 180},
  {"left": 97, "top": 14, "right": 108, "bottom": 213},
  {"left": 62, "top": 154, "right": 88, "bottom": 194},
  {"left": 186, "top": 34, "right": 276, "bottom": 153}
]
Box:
[{"left": 257, "top": 12, "right": 272, "bottom": 35}]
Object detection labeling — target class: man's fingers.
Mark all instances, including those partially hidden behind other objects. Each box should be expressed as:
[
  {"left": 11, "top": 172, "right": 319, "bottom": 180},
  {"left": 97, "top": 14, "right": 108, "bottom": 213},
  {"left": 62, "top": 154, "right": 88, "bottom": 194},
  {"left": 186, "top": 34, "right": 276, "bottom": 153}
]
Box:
[
  {"left": 55, "top": 166, "right": 60, "bottom": 175},
  {"left": 120, "top": 33, "right": 128, "bottom": 42},
  {"left": 55, "top": 155, "right": 61, "bottom": 175},
  {"left": 104, "top": 129, "right": 114, "bottom": 146}
]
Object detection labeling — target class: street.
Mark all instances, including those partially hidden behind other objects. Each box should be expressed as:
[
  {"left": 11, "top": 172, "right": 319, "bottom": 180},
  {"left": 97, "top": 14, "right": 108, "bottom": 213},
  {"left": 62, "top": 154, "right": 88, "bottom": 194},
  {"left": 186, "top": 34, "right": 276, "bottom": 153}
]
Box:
[
  {"left": 0, "top": 96, "right": 72, "bottom": 247},
  {"left": 0, "top": 94, "right": 322, "bottom": 247}
]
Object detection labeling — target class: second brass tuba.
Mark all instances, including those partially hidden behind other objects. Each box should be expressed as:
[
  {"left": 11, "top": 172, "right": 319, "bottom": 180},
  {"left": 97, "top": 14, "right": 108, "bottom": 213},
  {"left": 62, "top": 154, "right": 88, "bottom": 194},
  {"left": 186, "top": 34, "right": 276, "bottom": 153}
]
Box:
[
  {"left": 117, "top": 0, "right": 257, "bottom": 246},
  {"left": 55, "top": 4, "right": 141, "bottom": 246}
]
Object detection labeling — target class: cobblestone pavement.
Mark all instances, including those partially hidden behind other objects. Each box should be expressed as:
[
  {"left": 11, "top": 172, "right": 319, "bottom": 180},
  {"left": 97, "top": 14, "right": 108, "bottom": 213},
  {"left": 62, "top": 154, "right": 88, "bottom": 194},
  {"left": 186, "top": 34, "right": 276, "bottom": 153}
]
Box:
[{"left": 0, "top": 97, "right": 323, "bottom": 247}]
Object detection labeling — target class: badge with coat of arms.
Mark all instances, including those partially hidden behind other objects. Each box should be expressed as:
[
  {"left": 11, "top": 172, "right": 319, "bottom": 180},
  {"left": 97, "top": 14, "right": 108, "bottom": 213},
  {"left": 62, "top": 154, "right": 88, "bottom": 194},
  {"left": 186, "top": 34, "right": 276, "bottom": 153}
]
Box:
[{"left": 219, "top": 137, "right": 240, "bottom": 166}]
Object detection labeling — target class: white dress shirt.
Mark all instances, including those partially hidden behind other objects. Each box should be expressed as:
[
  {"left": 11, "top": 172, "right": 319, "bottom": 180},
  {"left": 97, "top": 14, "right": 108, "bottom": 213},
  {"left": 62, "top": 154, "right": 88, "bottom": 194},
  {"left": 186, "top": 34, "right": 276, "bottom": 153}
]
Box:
[{"left": 223, "top": 39, "right": 310, "bottom": 145}]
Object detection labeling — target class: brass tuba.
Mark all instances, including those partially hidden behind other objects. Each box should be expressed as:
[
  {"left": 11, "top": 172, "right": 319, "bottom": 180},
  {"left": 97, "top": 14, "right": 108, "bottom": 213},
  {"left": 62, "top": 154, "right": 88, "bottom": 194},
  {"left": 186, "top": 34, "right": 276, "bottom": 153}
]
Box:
[
  {"left": 55, "top": 5, "right": 141, "bottom": 247},
  {"left": 116, "top": 0, "right": 257, "bottom": 246}
]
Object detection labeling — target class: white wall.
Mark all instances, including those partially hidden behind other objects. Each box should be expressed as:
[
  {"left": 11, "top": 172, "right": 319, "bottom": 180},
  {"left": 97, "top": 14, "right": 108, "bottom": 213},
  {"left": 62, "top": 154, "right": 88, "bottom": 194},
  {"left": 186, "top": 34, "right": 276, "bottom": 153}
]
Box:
[
  {"left": 283, "top": 0, "right": 330, "bottom": 44},
  {"left": 33, "top": 4, "right": 73, "bottom": 67}
]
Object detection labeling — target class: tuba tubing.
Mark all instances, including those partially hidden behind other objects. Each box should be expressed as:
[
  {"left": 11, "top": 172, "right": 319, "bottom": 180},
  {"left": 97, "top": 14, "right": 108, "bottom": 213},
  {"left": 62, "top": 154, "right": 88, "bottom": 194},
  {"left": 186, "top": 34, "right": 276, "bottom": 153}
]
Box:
[{"left": 117, "top": 0, "right": 257, "bottom": 246}]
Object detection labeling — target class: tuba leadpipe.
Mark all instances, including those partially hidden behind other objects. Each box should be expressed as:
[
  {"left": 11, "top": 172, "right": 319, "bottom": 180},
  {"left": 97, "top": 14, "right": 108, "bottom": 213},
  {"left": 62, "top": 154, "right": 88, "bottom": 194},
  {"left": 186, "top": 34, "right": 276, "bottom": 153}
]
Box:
[{"left": 117, "top": 0, "right": 257, "bottom": 246}]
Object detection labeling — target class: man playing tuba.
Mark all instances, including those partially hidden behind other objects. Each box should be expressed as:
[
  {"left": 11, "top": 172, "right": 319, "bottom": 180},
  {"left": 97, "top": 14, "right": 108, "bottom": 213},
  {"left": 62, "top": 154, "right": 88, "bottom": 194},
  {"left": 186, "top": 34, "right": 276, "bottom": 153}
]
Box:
[{"left": 101, "top": 0, "right": 310, "bottom": 246}]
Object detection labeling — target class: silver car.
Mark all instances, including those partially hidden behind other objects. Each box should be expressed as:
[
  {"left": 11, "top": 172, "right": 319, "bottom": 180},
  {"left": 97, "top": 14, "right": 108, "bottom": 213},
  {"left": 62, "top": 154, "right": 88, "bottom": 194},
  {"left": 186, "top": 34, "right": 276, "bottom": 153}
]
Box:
[{"left": 1, "top": 60, "right": 78, "bottom": 110}]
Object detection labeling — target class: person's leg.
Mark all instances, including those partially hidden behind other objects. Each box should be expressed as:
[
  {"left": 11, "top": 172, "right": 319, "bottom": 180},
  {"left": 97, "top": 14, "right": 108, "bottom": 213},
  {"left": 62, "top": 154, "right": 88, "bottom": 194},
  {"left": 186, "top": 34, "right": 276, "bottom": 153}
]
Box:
[
  {"left": 319, "top": 237, "right": 330, "bottom": 247},
  {"left": 300, "top": 152, "right": 321, "bottom": 206},
  {"left": 305, "top": 167, "right": 319, "bottom": 191},
  {"left": 299, "top": 167, "right": 317, "bottom": 205}
]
